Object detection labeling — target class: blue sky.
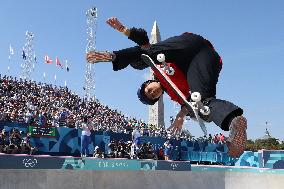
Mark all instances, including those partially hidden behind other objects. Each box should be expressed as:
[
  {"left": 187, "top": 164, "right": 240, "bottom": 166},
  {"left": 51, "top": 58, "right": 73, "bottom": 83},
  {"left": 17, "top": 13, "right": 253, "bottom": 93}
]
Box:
[{"left": 0, "top": 0, "right": 284, "bottom": 140}]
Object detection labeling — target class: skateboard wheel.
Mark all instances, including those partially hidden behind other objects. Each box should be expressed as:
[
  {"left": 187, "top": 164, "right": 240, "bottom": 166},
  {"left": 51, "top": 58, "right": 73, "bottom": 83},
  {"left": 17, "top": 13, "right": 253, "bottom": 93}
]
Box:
[
  {"left": 200, "top": 106, "right": 210, "bottom": 115},
  {"left": 157, "top": 54, "right": 165, "bottom": 62},
  {"left": 191, "top": 92, "right": 201, "bottom": 102}
]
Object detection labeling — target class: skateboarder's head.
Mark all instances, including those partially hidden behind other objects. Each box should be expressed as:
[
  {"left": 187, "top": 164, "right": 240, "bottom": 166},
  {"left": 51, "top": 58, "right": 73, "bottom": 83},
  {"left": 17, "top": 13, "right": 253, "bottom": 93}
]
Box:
[{"left": 137, "top": 80, "right": 164, "bottom": 105}]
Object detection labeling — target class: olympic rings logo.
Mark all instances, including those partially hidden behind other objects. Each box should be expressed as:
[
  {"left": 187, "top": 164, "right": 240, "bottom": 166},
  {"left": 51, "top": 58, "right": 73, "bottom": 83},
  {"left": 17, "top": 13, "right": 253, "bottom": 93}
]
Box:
[{"left": 22, "top": 158, "right": 38, "bottom": 168}]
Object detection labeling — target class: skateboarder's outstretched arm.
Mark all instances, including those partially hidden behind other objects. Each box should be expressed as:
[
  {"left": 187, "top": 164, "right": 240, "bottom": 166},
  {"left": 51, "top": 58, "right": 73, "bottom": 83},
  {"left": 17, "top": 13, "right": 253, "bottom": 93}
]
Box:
[
  {"left": 86, "top": 17, "right": 152, "bottom": 69},
  {"left": 167, "top": 106, "right": 190, "bottom": 133},
  {"left": 106, "top": 17, "right": 151, "bottom": 48},
  {"left": 86, "top": 17, "right": 179, "bottom": 70},
  {"left": 86, "top": 46, "right": 150, "bottom": 71}
]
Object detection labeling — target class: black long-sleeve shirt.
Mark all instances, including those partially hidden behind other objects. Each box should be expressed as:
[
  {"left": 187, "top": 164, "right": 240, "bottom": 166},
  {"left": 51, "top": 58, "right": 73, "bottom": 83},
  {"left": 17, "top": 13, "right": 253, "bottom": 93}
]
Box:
[{"left": 112, "top": 32, "right": 210, "bottom": 76}]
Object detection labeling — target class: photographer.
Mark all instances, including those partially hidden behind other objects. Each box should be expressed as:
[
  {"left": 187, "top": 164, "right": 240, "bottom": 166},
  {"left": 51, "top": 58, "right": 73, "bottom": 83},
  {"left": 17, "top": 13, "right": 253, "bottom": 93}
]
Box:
[
  {"left": 117, "top": 140, "right": 127, "bottom": 158},
  {"left": 7, "top": 128, "right": 22, "bottom": 154},
  {"left": 0, "top": 129, "right": 8, "bottom": 153},
  {"left": 93, "top": 146, "right": 104, "bottom": 158},
  {"left": 145, "top": 142, "right": 156, "bottom": 159},
  {"left": 20, "top": 133, "right": 36, "bottom": 155}
]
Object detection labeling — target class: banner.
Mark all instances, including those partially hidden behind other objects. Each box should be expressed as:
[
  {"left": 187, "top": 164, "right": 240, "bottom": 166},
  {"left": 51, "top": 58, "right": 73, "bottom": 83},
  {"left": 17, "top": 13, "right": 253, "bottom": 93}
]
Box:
[{"left": 28, "top": 125, "right": 56, "bottom": 137}]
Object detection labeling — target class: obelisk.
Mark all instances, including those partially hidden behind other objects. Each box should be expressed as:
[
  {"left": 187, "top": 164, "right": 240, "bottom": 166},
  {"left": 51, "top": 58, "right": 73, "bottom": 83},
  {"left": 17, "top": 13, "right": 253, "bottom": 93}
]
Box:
[{"left": 148, "top": 21, "right": 165, "bottom": 129}]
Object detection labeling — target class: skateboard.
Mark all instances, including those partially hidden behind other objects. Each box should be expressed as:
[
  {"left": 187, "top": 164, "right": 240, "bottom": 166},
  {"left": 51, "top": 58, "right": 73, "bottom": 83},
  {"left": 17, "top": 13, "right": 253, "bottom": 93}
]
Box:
[{"left": 141, "top": 54, "right": 210, "bottom": 135}]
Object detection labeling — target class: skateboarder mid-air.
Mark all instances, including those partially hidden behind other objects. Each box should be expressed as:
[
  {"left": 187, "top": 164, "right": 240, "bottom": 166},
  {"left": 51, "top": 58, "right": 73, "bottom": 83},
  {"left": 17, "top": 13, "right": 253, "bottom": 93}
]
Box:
[{"left": 86, "top": 17, "right": 247, "bottom": 158}]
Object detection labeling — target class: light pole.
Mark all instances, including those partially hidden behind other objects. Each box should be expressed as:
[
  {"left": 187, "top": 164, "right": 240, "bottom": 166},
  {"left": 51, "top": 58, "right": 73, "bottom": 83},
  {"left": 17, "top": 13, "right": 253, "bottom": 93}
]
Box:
[
  {"left": 84, "top": 6, "right": 98, "bottom": 101},
  {"left": 21, "top": 31, "right": 36, "bottom": 80}
]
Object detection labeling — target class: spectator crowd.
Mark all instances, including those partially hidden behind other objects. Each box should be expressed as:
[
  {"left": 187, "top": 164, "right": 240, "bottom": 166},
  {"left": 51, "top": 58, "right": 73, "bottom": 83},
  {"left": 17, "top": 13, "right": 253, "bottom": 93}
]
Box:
[{"left": 0, "top": 74, "right": 226, "bottom": 160}]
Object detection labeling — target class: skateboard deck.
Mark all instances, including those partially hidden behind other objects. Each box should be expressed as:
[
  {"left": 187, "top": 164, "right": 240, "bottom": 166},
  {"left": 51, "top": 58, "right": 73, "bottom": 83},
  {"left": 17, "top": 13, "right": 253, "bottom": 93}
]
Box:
[{"left": 141, "top": 54, "right": 207, "bottom": 135}]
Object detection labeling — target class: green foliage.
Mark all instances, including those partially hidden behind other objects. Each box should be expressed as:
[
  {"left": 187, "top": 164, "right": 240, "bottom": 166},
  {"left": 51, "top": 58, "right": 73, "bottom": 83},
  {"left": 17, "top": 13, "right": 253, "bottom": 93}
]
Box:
[
  {"left": 245, "top": 139, "right": 257, "bottom": 151},
  {"left": 246, "top": 138, "right": 282, "bottom": 151},
  {"left": 279, "top": 141, "right": 284, "bottom": 150}
]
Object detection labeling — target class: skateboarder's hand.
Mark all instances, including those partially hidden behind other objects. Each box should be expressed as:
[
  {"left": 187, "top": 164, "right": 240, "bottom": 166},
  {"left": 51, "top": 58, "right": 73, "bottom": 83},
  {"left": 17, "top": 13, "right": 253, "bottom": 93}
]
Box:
[
  {"left": 168, "top": 116, "right": 185, "bottom": 134},
  {"left": 167, "top": 106, "right": 189, "bottom": 134},
  {"left": 86, "top": 51, "right": 115, "bottom": 64},
  {"left": 106, "top": 17, "right": 126, "bottom": 32}
]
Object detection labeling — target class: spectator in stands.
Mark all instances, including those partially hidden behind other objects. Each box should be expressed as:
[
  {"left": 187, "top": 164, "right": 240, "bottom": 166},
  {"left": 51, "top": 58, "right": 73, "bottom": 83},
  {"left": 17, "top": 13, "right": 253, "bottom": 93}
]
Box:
[
  {"left": 208, "top": 134, "right": 213, "bottom": 143},
  {"left": 0, "top": 74, "right": 230, "bottom": 160},
  {"left": 0, "top": 74, "right": 155, "bottom": 137},
  {"left": 213, "top": 133, "right": 220, "bottom": 144},
  {"left": 219, "top": 133, "right": 225, "bottom": 144},
  {"left": 58, "top": 108, "right": 68, "bottom": 127},
  {"left": 67, "top": 114, "right": 76, "bottom": 128}
]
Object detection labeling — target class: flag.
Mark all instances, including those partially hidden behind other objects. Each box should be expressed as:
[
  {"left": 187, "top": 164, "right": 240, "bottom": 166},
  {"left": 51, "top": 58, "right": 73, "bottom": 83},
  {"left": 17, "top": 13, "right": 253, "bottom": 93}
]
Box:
[
  {"left": 65, "top": 60, "right": 70, "bottom": 72},
  {"left": 43, "top": 72, "right": 46, "bottom": 78},
  {"left": 22, "top": 50, "right": 27, "bottom": 60},
  {"left": 44, "top": 55, "right": 53, "bottom": 64},
  {"left": 9, "top": 44, "right": 14, "bottom": 55},
  {"left": 55, "top": 56, "right": 63, "bottom": 69}
]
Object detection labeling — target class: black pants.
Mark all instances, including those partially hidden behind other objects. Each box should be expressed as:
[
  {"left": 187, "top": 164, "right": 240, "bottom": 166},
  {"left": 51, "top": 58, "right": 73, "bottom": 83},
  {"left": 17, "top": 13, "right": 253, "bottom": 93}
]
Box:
[{"left": 186, "top": 47, "right": 243, "bottom": 131}]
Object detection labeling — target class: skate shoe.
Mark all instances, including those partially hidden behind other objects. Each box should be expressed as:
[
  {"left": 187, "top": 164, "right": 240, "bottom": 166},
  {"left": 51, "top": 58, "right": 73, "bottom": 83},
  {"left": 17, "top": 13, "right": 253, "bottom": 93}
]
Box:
[{"left": 227, "top": 116, "right": 247, "bottom": 158}]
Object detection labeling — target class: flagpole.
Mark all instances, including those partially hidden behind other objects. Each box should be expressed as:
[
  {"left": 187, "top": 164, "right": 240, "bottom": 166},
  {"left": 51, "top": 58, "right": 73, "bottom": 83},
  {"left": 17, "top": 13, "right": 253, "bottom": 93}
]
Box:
[
  {"left": 65, "top": 59, "right": 69, "bottom": 72},
  {"left": 43, "top": 72, "right": 46, "bottom": 82},
  {"left": 54, "top": 74, "right": 57, "bottom": 85},
  {"left": 8, "top": 44, "right": 14, "bottom": 74},
  {"left": 8, "top": 56, "right": 10, "bottom": 73}
]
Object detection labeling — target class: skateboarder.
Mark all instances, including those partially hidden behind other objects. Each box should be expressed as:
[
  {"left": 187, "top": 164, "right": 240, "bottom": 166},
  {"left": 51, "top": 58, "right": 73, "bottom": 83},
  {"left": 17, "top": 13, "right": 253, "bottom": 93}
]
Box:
[{"left": 86, "top": 17, "right": 247, "bottom": 158}]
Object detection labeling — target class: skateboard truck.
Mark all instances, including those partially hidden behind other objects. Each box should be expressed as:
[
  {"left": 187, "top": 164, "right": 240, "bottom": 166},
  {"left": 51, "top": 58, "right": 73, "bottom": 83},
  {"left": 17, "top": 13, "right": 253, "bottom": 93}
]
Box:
[
  {"left": 157, "top": 54, "right": 175, "bottom": 75},
  {"left": 191, "top": 92, "right": 210, "bottom": 116}
]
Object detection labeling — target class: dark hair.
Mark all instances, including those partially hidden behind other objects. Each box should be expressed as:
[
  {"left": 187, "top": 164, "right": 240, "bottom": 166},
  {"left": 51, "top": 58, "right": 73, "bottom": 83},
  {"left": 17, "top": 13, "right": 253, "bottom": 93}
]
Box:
[{"left": 137, "top": 80, "right": 160, "bottom": 105}]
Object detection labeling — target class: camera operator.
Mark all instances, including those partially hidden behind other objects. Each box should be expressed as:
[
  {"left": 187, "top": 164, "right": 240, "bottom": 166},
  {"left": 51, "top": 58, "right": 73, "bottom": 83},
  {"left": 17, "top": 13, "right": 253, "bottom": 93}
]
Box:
[
  {"left": 0, "top": 129, "right": 8, "bottom": 153},
  {"left": 145, "top": 142, "right": 156, "bottom": 159},
  {"left": 107, "top": 140, "right": 118, "bottom": 158},
  {"left": 7, "top": 128, "right": 22, "bottom": 154},
  {"left": 20, "top": 132, "right": 36, "bottom": 155},
  {"left": 93, "top": 146, "right": 104, "bottom": 158},
  {"left": 117, "top": 140, "right": 127, "bottom": 158}
]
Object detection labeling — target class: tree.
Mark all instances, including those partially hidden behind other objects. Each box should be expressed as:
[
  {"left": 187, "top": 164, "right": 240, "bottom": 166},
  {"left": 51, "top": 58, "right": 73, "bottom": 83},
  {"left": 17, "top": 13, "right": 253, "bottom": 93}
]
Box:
[
  {"left": 246, "top": 139, "right": 257, "bottom": 151},
  {"left": 245, "top": 138, "right": 282, "bottom": 151},
  {"left": 254, "top": 138, "right": 280, "bottom": 150}
]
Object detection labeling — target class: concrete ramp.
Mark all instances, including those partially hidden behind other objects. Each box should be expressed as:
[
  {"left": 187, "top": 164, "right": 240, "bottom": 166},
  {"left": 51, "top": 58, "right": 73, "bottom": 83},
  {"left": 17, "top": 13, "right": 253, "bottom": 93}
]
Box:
[
  {"left": 0, "top": 169, "right": 283, "bottom": 189},
  {"left": 0, "top": 155, "right": 283, "bottom": 189}
]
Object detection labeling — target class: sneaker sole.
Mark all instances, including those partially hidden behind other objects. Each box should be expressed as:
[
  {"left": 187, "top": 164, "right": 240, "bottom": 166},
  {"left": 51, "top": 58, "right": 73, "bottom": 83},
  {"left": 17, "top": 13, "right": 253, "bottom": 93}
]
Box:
[{"left": 227, "top": 116, "right": 247, "bottom": 158}]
